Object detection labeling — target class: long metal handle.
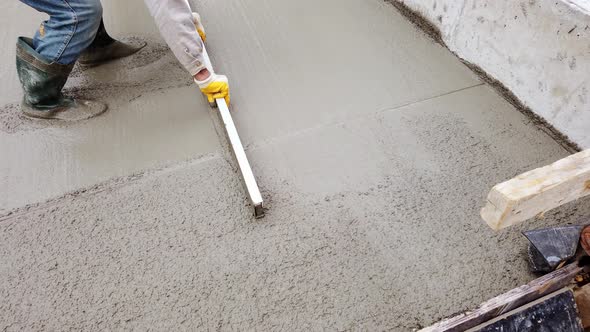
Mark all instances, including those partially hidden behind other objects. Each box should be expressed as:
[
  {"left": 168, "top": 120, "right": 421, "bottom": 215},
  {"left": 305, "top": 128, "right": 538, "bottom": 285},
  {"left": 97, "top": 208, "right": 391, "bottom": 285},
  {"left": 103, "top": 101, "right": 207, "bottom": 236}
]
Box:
[
  {"left": 201, "top": 46, "right": 264, "bottom": 218},
  {"left": 216, "top": 98, "right": 264, "bottom": 218}
]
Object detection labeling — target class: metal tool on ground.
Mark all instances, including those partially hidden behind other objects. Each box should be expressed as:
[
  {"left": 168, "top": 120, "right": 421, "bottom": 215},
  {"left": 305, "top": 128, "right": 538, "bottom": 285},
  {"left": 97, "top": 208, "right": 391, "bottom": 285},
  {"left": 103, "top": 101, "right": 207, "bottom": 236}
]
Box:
[
  {"left": 472, "top": 289, "right": 583, "bottom": 332},
  {"left": 524, "top": 225, "right": 584, "bottom": 273},
  {"left": 200, "top": 46, "right": 264, "bottom": 218}
]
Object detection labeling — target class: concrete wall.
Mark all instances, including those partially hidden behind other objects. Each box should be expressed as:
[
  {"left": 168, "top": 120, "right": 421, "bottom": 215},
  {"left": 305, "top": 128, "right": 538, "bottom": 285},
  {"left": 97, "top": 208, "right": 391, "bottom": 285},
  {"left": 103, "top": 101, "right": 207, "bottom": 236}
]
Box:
[{"left": 392, "top": 0, "right": 590, "bottom": 148}]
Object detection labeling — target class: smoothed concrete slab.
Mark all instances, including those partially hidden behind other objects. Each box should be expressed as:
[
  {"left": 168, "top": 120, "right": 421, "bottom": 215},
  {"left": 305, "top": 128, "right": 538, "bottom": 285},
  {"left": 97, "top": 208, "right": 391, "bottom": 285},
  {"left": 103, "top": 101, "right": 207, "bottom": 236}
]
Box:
[
  {"left": 1, "top": 0, "right": 479, "bottom": 212},
  {"left": 197, "top": 0, "right": 480, "bottom": 143},
  {"left": 0, "top": 0, "right": 220, "bottom": 212},
  {"left": 0, "top": 84, "right": 220, "bottom": 212},
  {"left": 250, "top": 85, "right": 569, "bottom": 198}
]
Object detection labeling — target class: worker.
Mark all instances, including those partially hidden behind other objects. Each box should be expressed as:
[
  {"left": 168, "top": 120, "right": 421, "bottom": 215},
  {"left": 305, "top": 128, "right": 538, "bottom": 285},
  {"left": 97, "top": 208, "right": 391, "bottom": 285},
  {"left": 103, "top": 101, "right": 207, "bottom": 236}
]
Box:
[{"left": 16, "top": 0, "right": 229, "bottom": 120}]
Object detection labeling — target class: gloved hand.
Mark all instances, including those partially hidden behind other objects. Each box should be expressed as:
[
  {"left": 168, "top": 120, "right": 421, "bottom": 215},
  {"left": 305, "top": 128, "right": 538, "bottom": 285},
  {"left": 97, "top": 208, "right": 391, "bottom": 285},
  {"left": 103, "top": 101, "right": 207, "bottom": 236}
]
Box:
[
  {"left": 195, "top": 72, "right": 230, "bottom": 107},
  {"left": 192, "top": 12, "right": 207, "bottom": 42}
]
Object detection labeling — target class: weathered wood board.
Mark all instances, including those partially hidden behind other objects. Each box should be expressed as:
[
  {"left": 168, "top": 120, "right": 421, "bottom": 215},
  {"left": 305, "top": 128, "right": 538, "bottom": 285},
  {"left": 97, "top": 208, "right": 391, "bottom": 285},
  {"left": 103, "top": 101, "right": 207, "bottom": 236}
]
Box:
[
  {"left": 481, "top": 150, "right": 590, "bottom": 230},
  {"left": 420, "top": 263, "right": 582, "bottom": 332},
  {"left": 471, "top": 288, "right": 582, "bottom": 332}
]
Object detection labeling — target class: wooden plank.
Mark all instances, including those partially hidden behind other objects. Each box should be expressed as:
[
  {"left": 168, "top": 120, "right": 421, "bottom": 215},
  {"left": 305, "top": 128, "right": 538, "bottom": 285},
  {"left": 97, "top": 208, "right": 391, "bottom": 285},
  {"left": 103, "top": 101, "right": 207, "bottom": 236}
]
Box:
[
  {"left": 472, "top": 288, "right": 583, "bottom": 332},
  {"left": 420, "top": 263, "right": 582, "bottom": 332},
  {"left": 481, "top": 150, "right": 590, "bottom": 230}
]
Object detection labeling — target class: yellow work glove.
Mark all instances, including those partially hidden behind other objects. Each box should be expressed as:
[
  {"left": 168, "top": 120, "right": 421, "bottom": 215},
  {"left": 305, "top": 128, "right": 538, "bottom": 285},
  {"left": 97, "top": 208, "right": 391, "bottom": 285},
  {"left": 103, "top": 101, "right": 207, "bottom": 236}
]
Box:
[
  {"left": 192, "top": 12, "right": 207, "bottom": 42},
  {"left": 195, "top": 73, "right": 230, "bottom": 107}
]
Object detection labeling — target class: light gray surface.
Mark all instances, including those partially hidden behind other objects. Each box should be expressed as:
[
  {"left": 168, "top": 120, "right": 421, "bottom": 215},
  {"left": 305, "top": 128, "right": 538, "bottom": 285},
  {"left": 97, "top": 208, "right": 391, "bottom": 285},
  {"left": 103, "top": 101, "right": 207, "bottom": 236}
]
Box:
[
  {"left": 0, "top": 1, "right": 219, "bottom": 213},
  {"left": 0, "top": 0, "right": 479, "bottom": 212},
  {"left": 2, "top": 0, "right": 590, "bottom": 330}
]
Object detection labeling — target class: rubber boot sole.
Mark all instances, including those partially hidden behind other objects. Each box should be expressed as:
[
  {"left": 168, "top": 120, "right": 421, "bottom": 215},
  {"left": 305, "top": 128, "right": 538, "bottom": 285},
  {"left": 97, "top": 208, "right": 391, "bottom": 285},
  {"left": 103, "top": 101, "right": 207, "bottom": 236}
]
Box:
[{"left": 22, "top": 99, "right": 108, "bottom": 121}]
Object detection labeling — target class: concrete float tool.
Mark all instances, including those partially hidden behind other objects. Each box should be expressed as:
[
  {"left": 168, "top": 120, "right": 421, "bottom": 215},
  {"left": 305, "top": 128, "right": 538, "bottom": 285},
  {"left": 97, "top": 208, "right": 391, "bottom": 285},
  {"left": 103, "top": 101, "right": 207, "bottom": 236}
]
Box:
[{"left": 199, "top": 45, "right": 265, "bottom": 218}]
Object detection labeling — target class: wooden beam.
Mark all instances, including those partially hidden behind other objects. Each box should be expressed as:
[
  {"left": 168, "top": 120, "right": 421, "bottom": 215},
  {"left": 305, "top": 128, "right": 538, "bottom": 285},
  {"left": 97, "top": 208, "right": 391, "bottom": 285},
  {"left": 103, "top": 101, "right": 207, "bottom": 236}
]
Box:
[{"left": 481, "top": 150, "right": 590, "bottom": 230}]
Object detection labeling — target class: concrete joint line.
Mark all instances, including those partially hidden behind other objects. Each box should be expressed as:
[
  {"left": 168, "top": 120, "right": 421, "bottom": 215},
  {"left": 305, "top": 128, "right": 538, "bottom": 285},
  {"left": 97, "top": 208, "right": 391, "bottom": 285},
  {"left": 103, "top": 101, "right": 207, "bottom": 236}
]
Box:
[
  {"left": 245, "top": 83, "right": 486, "bottom": 153},
  {"left": 0, "top": 153, "right": 223, "bottom": 222}
]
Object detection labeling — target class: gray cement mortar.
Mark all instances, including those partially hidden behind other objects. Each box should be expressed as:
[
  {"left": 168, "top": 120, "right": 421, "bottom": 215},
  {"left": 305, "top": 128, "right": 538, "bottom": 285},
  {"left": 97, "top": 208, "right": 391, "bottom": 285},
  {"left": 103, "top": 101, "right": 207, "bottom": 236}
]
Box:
[
  {"left": 2, "top": 0, "right": 590, "bottom": 330},
  {"left": 3, "top": 85, "right": 590, "bottom": 331}
]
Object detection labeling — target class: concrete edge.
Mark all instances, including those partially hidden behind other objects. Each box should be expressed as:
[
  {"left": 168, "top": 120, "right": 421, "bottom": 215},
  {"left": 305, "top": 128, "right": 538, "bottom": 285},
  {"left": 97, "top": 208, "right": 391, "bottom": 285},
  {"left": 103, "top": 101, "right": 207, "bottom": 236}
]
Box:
[
  {"left": 384, "top": 0, "right": 582, "bottom": 154},
  {"left": 0, "top": 152, "right": 223, "bottom": 221}
]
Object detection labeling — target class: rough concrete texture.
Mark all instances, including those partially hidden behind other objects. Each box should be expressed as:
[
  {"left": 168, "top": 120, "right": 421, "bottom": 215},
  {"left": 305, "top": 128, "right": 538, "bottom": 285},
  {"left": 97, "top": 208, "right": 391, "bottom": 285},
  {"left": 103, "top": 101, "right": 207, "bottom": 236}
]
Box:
[
  {"left": 2, "top": 0, "right": 590, "bottom": 330},
  {"left": 390, "top": 0, "right": 590, "bottom": 149}
]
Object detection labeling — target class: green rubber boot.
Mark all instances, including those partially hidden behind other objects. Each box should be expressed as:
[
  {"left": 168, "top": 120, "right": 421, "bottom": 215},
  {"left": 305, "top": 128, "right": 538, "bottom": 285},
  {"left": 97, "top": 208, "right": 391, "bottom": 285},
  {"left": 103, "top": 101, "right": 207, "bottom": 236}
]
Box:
[
  {"left": 78, "top": 19, "right": 146, "bottom": 66},
  {"left": 16, "top": 37, "right": 107, "bottom": 120}
]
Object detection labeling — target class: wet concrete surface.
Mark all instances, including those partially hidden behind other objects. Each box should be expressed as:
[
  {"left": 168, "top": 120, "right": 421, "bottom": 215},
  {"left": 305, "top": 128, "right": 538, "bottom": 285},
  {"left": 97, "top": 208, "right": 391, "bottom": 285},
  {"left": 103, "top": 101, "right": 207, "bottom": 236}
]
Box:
[
  {"left": 0, "top": 1, "right": 219, "bottom": 212},
  {"left": 2, "top": 0, "right": 590, "bottom": 330}
]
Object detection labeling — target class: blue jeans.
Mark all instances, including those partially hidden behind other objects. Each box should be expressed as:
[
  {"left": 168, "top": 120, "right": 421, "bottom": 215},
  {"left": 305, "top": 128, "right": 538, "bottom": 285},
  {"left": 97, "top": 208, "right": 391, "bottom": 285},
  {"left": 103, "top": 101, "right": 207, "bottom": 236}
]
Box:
[{"left": 20, "top": 0, "right": 103, "bottom": 65}]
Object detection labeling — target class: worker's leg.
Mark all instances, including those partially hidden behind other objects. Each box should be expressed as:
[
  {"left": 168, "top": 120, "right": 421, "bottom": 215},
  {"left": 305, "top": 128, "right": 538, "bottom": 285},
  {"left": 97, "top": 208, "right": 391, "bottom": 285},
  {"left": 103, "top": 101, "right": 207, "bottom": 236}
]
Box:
[
  {"left": 78, "top": 18, "right": 147, "bottom": 66},
  {"left": 21, "top": 0, "right": 103, "bottom": 64},
  {"left": 16, "top": 0, "right": 107, "bottom": 119}
]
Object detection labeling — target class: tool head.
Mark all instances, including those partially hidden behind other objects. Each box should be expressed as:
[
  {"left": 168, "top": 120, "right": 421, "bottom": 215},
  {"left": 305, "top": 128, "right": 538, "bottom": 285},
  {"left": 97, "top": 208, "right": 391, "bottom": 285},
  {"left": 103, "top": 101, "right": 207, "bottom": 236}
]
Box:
[
  {"left": 254, "top": 203, "right": 265, "bottom": 219},
  {"left": 523, "top": 225, "right": 584, "bottom": 273}
]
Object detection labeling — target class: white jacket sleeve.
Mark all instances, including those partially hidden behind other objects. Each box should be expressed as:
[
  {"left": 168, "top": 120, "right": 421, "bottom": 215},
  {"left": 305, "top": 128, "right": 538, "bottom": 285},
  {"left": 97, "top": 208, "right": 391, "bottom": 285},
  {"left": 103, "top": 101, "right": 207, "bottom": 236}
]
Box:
[{"left": 144, "top": 0, "right": 205, "bottom": 76}]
